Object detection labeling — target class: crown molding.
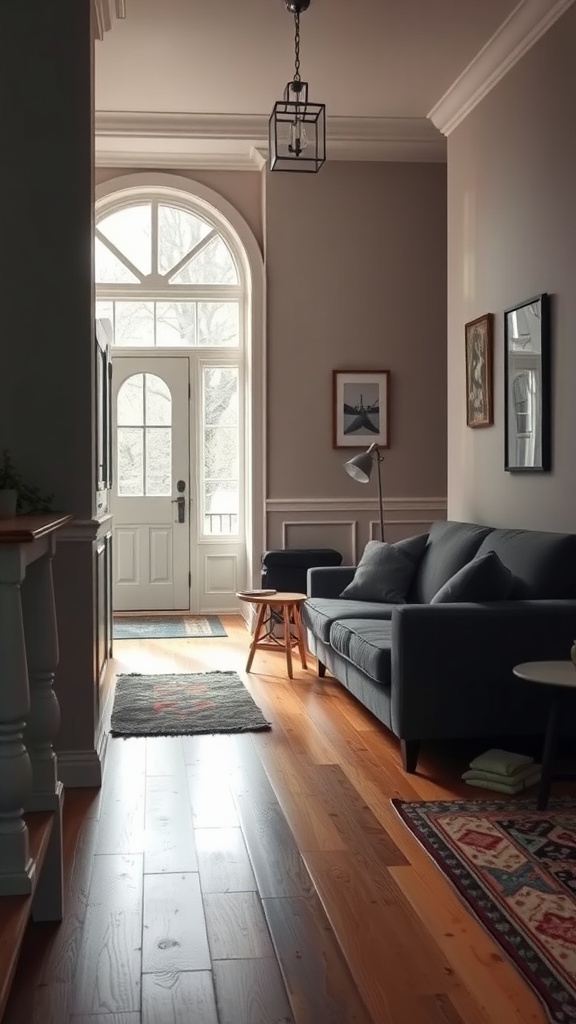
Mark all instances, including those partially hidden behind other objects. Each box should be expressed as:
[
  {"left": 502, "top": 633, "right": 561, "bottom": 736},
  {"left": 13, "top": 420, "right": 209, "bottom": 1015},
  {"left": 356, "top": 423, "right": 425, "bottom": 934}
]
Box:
[
  {"left": 429, "top": 0, "right": 575, "bottom": 136},
  {"left": 95, "top": 111, "right": 446, "bottom": 169},
  {"left": 92, "top": 0, "right": 126, "bottom": 42}
]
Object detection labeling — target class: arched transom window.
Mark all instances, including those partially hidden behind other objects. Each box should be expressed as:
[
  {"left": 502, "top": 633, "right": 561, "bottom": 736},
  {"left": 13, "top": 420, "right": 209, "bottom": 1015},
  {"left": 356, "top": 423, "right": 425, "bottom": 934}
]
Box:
[{"left": 95, "top": 199, "right": 242, "bottom": 348}]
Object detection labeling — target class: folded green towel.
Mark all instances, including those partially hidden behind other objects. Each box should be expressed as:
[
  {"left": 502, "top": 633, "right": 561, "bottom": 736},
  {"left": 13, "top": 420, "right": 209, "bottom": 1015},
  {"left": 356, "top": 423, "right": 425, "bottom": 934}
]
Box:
[
  {"left": 468, "top": 748, "right": 534, "bottom": 777},
  {"left": 464, "top": 766, "right": 542, "bottom": 795},
  {"left": 462, "top": 764, "right": 541, "bottom": 785}
]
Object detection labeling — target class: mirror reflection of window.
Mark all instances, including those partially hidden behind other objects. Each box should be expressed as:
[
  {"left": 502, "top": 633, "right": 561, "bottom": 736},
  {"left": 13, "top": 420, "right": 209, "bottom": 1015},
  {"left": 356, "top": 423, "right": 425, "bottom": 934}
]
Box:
[
  {"left": 509, "top": 304, "right": 542, "bottom": 353},
  {"left": 504, "top": 293, "right": 549, "bottom": 472},
  {"left": 512, "top": 370, "right": 538, "bottom": 467}
]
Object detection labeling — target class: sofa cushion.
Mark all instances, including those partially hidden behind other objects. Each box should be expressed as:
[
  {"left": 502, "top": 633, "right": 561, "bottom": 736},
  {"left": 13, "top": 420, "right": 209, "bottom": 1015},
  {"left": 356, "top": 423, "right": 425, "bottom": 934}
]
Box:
[
  {"left": 430, "top": 551, "right": 513, "bottom": 604},
  {"left": 408, "top": 520, "right": 493, "bottom": 604},
  {"left": 474, "top": 528, "right": 576, "bottom": 599},
  {"left": 329, "top": 619, "right": 393, "bottom": 685},
  {"left": 301, "top": 598, "right": 395, "bottom": 644},
  {"left": 339, "top": 535, "right": 426, "bottom": 603}
]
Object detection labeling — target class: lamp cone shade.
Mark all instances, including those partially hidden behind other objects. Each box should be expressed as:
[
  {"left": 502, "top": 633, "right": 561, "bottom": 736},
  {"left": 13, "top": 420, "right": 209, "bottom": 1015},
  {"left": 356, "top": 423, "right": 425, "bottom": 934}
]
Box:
[{"left": 344, "top": 451, "right": 374, "bottom": 483}]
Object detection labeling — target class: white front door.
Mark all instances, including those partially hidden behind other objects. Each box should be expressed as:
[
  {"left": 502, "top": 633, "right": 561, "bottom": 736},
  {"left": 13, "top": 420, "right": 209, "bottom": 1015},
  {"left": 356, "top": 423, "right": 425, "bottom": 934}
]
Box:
[{"left": 111, "top": 357, "right": 191, "bottom": 610}]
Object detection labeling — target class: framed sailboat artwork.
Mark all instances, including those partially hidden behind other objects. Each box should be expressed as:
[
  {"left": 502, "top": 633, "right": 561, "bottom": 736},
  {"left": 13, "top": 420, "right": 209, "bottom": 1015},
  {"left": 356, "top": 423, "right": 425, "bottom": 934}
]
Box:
[{"left": 333, "top": 370, "right": 390, "bottom": 449}]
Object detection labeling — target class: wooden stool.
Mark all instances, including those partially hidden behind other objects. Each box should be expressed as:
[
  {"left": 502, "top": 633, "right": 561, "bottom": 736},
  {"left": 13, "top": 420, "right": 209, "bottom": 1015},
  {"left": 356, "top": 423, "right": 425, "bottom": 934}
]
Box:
[{"left": 236, "top": 591, "right": 308, "bottom": 679}]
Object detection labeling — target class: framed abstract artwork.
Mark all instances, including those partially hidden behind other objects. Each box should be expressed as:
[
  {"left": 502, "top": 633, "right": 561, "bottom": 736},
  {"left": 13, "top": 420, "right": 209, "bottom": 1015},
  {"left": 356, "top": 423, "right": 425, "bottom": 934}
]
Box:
[
  {"left": 333, "top": 370, "right": 390, "bottom": 448},
  {"left": 465, "top": 313, "right": 493, "bottom": 428}
]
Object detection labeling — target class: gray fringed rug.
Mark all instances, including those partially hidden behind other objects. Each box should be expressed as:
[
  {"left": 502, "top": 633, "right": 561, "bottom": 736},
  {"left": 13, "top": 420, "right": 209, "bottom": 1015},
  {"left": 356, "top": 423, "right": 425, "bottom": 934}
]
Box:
[{"left": 110, "top": 671, "right": 271, "bottom": 737}]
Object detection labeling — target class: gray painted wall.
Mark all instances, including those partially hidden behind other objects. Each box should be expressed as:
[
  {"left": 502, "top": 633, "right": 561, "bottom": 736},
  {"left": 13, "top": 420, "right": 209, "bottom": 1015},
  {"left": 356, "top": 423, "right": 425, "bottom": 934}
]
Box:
[
  {"left": 264, "top": 161, "right": 448, "bottom": 503},
  {"left": 447, "top": 6, "right": 576, "bottom": 529}
]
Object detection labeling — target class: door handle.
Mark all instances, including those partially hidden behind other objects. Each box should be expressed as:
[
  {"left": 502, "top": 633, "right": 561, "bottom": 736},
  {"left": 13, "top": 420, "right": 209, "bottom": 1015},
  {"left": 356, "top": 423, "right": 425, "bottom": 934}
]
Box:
[{"left": 171, "top": 495, "right": 186, "bottom": 523}]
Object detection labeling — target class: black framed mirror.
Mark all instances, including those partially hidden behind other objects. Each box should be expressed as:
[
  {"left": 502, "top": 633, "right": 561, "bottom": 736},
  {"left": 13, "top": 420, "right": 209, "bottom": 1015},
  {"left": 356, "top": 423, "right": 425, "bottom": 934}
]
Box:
[{"left": 504, "top": 293, "right": 550, "bottom": 472}]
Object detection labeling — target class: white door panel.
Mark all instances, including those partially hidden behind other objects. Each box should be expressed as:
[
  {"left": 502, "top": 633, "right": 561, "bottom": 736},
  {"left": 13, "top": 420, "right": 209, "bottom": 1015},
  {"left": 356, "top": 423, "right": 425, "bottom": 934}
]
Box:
[
  {"left": 112, "top": 357, "right": 190, "bottom": 611},
  {"left": 115, "top": 528, "right": 140, "bottom": 584}
]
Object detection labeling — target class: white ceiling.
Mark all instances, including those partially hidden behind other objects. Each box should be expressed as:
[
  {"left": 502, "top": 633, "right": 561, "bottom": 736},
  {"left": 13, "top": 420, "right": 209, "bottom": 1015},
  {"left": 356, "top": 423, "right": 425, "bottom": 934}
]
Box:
[{"left": 95, "top": 0, "right": 568, "bottom": 168}]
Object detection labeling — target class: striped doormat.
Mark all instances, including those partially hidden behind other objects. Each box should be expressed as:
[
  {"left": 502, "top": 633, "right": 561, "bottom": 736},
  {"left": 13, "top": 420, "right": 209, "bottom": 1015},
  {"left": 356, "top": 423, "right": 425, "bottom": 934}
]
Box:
[{"left": 113, "top": 615, "right": 227, "bottom": 639}]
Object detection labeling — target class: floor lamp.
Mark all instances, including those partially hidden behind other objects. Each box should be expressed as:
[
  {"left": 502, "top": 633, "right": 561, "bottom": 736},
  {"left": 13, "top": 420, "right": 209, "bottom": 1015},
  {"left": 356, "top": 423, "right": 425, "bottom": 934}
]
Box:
[{"left": 344, "top": 442, "right": 385, "bottom": 541}]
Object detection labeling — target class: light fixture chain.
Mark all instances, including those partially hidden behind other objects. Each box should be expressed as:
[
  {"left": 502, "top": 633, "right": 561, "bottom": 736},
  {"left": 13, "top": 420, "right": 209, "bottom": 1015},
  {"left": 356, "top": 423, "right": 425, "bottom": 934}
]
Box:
[{"left": 293, "top": 10, "right": 301, "bottom": 81}]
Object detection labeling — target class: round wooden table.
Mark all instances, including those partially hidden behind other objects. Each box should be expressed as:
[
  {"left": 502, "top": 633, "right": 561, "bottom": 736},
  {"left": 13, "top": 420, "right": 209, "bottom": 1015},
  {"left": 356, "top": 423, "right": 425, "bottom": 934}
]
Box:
[
  {"left": 513, "top": 660, "right": 576, "bottom": 810},
  {"left": 236, "top": 591, "right": 308, "bottom": 679}
]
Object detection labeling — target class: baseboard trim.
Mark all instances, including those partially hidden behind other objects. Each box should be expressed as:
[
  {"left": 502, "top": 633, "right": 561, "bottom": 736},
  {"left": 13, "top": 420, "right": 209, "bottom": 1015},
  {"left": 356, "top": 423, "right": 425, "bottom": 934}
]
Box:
[{"left": 57, "top": 749, "right": 102, "bottom": 788}]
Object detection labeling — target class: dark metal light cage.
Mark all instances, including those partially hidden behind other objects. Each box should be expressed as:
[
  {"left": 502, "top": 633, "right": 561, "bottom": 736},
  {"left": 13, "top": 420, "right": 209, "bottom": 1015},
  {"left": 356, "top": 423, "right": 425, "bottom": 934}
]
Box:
[
  {"left": 269, "top": 84, "right": 326, "bottom": 172},
  {"left": 269, "top": 1, "right": 326, "bottom": 172}
]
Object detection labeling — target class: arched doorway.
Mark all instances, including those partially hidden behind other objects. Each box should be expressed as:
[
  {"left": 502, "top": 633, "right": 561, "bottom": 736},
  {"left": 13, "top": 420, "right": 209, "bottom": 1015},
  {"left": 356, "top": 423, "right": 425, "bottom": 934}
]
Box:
[{"left": 95, "top": 174, "right": 264, "bottom": 611}]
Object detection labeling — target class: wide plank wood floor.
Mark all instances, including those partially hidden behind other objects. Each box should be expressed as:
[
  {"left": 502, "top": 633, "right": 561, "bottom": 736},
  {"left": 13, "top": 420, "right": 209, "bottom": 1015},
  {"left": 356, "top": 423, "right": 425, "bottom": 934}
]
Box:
[{"left": 2, "top": 614, "right": 560, "bottom": 1023}]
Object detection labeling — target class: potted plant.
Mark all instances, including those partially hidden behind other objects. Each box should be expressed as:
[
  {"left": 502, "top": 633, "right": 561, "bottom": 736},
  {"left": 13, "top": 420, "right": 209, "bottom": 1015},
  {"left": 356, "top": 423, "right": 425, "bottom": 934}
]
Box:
[{"left": 0, "top": 449, "right": 54, "bottom": 518}]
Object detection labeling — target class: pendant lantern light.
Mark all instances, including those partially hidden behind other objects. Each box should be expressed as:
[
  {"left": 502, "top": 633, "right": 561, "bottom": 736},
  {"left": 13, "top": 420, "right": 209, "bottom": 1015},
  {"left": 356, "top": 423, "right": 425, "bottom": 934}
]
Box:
[{"left": 268, "top": 0, "right": 326, "bottom": 172}]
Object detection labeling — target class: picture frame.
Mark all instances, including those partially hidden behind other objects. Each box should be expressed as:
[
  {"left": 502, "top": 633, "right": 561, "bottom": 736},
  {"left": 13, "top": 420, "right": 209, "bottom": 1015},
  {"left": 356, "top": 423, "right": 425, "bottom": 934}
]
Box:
[
  {"left": 465, "top": 313, "right": 493, "bottom": 428},
  {"left": 504, "top": 293, "right": 551, "bottom": 472},
  {"left": 333, "top": 370, "right": 390, "bottom": 449}
]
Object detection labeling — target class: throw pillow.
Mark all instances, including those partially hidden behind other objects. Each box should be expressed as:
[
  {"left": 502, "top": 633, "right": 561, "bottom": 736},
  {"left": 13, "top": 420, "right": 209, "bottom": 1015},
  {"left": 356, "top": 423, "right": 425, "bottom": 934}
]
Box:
[
  {"left": 393, "top": 531, "right": 429, "bottom": 563},
  {"left": 339, "top": 539, "right": 421, "bottom": 604},
  {"left": 430, "top": 550, "right": 513, "bottom": 604}
]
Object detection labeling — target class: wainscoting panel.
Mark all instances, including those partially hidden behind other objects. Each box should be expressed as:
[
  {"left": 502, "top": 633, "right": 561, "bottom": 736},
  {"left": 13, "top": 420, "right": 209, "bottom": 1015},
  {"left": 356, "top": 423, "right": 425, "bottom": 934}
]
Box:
[
  {"left": 266, "top": 497, "right": 447, "bottom": 564},
  {"left": 205, "top": 553, "right": 238, "bottom": 594},
  {"left": 199, "top": 548, "right": 244, "bottom": 614},
  {"left": 281, "top": 521, "right": 358, "bottom": 564},
  {"left": 368, "top": 518, "right": 442, "bottom": 542}
]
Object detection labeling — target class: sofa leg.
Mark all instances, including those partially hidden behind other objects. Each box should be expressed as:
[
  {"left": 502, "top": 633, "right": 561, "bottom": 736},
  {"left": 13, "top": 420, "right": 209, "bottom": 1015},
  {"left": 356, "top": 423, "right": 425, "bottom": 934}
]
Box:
[
  {"left": 317, "top": 659, "right": 326, "bottom": 678},
  {"left": 401, "top": 739, "right": 420, "bottom": 773}
]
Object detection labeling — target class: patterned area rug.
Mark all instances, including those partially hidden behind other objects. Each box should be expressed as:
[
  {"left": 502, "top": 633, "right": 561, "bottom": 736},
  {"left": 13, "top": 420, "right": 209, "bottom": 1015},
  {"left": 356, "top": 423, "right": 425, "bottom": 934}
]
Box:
[
  {"left": 393, "top": 797, "right": 576, "bottom": 1024},
  {"left": 110, "top": 671, "right": 271, "bottom": 736},
  {"left": 113, "top": 615, "right": 227, "bottom": 639}
]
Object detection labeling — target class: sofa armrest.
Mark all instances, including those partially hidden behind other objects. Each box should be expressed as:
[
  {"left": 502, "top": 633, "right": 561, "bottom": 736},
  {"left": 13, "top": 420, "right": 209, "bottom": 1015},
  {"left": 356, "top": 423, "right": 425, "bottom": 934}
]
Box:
[
  {"left": 307, "top": 566, "right": 355, "bottom": 598},
  {"left": 390, "top": 600, "right": 576, "bottom": 737}
]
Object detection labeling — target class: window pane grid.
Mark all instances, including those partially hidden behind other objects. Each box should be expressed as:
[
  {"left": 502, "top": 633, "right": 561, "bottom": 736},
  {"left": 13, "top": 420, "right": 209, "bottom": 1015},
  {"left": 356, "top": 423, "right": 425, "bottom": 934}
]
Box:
[
  {"left": 117, "top": 374, "right": 172, "bottom": 497},
  {"left": 96, "top": 200, "right": 241, "bottom": 293},
  {"left": 98, "top": 298, "right": 240, "bottom": 348},
  {"left": 202, "top": 367, "right": 240, "bottom": 536}
]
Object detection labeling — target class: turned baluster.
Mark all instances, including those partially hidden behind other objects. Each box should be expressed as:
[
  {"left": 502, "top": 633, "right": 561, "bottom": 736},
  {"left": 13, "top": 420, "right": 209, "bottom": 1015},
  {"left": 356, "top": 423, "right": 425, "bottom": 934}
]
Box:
[
  {"left": 0, "top": 548, "right": 34, "bottom": 894},
  {"left": 21, "top": 537, "right": 61, "bottom": 811}
]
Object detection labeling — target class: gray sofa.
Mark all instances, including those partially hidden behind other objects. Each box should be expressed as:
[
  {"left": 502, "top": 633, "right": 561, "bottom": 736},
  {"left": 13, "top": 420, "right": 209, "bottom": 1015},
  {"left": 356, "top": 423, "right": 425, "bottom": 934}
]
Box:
[{"left": 301, "top": 520, "right": 576, "bottom": 772}]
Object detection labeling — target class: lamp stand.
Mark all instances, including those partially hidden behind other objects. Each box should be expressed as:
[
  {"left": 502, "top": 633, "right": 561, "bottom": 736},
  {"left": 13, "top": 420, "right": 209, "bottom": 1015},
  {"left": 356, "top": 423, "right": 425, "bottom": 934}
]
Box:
[
  {"left": 343, "top": 441, "right": 386, "bottom": 541},
  {"left": 375, "top": 452, "right": 384, "bottom": 541},
  {"left": 363, "top": 442, "right": 386, "bottom": 540}
]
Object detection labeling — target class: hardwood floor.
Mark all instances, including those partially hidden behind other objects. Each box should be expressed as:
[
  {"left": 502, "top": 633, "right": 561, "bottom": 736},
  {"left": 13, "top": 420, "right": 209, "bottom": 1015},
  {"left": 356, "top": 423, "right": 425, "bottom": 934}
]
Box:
[{"left": 2, "top": 615, "right": 552, "bottom": 1023}]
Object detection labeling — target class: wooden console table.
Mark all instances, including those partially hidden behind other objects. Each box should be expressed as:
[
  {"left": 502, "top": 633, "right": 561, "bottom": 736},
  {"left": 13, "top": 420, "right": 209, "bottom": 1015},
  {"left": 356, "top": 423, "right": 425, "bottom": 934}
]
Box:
[{"left": 0, "top": 513, "right": 71, "bottom": 915}]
